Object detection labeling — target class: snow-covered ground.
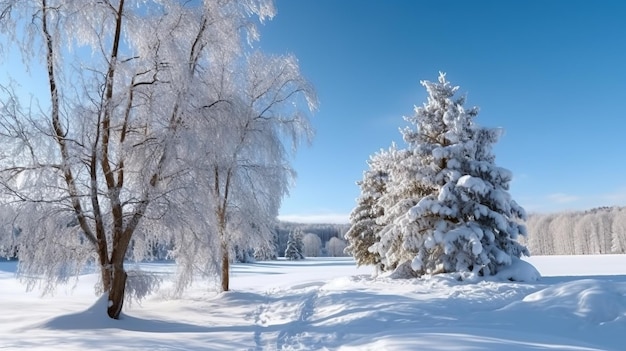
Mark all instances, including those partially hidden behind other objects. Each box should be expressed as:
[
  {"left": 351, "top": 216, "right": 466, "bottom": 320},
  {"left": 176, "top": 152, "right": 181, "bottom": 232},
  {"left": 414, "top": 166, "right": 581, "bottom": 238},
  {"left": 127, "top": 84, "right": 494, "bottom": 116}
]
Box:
[{"left": 1, "top": 255, "right": 625, "bottom": 350}]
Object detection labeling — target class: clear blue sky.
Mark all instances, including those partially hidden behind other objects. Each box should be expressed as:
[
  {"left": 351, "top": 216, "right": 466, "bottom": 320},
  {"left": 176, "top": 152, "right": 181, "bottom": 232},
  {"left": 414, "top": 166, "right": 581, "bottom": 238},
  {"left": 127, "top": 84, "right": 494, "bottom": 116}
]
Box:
[
  {"left": 2, "top": 1, "right": 625, "bottom": 224},
  {"left": 258, "top": 0, "right": 626, "bottom": 223}
]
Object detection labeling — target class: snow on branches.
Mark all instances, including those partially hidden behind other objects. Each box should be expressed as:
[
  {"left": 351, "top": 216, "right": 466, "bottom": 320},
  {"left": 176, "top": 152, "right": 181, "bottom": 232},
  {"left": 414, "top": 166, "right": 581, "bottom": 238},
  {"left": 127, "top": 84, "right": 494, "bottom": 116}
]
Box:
[
  {"left": 348, "top": 72, "right": 531, "bottom": 280},
  {"left": 0, "top": 0, "right": 314, "bottom": 318}
]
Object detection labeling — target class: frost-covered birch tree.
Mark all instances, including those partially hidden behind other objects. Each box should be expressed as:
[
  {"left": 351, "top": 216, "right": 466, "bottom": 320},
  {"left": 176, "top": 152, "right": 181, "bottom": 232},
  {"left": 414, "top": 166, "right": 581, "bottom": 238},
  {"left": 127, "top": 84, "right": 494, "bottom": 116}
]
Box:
[
  {"left": 0, "top": 0, "right": 278, "bottom": 319},
  {"left": 326, "top": 237, "right": 347, "bottom": 257},
  {"left": 548, "top": 213, "right": 574, "bottom": 255},
  {"left": 526, "top": 214, "right": 556, "bottom": 255},
  {"left": 612, "top": 208, "right": 626, "bottom": 254},
  {"left": 172, "top": 51, "right": 315, "bottom": 292},
  {"left": 522, "top": 207, "right": 626, "bottom": 255},
  {"left": 397, "top": 73, "right": 529, "bottom": 278},
  {"left": 302, "top": 233, "right": 322, "bottom": 257},
  {"left": 594, "top": 210, "right": 613, "bottom": 254}
]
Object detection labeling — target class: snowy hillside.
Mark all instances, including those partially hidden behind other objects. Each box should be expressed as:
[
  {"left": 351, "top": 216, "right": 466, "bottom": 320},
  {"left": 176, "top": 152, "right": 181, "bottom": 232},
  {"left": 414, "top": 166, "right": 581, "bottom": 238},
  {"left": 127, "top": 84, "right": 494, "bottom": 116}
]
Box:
[{"left": 1, "top": 255, "right": 625, "bottom": 350}]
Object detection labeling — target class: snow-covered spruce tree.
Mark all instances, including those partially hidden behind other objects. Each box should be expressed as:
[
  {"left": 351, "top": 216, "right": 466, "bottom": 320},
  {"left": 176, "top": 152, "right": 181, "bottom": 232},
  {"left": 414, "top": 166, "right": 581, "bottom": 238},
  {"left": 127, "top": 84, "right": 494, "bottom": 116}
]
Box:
[
  {"left": 344, "top": 148, "right": 389, "bottom": 267},
  {"left": 370, "top": 144, "right": 434, "bottom": 275},
  {"left": 295, "top": 230, "right": 305, "bottom": 258},
  {"left": 284, "top": 229, "right": 304, "bottom": 260},
  {"left": 397, "top": 72, "right": 529, "bottom": 278}
]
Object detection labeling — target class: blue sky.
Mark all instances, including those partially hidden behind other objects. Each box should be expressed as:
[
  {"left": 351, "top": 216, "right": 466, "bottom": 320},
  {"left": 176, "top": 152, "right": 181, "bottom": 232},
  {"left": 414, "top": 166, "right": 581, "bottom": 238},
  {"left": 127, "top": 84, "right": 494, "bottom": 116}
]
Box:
[
  {"left": 2, "top": 1, "right": 625, "bottom": 224},
  {"left": 259, "top": 0, "right": 626, "bottom": 223}
]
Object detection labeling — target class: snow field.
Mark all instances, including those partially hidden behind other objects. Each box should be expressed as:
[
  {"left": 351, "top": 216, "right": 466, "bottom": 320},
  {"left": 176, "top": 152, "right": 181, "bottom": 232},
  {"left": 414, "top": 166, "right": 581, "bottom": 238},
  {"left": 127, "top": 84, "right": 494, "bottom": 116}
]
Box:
[{"left": 0, "top": 255, "right": 625, "bottom": 350}]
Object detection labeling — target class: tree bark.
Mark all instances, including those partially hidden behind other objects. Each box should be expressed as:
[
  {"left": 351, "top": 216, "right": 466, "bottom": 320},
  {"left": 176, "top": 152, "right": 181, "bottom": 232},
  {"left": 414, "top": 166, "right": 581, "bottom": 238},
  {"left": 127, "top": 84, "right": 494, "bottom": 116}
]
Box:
[
  {"left": 221, "top": 243, "right": 229, "bottom": 292},
  {"left": 217, "top": 169, "right": 231, "bottom": 292},
  {"left": 107, "top": 264, "right": 127, "bottom": 319},
  {"left": 99, "top": 260, "right": 112, "bottom": 293}
]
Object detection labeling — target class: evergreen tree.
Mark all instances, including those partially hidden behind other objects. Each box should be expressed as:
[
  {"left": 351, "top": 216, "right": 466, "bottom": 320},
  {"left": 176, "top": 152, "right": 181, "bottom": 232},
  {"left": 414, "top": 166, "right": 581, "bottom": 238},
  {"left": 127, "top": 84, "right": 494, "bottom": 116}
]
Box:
[
  {"left": 344, "top": 149, "right": 389, "bottom": 267},
  {"left": 284, "top": 229, "right": 304, "bottom": 260},
  {"left": 371, "top": 144, "right": 433, "bottom": 274},
  {"left": 295, "top": 230, "right": 305, "bottom": 258},
  {"left": 401, "top": 72, "right": 529, "bottom": 277}
]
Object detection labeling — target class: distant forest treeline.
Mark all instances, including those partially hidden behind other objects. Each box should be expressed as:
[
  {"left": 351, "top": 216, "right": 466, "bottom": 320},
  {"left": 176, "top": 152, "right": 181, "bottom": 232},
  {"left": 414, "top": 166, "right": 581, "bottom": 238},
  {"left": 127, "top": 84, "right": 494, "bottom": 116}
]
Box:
[
  {"left": 10, "top": 209, "right": 623, "bottom": 261},
  {"left": 286, "top": 207, "right": 626, "bottom": 258},
  {"left": 274, "top": 222, "right": 350, "bottom": 257},
  {"left": 1, "top": 221, "right": 351, "bottom": 262},
  {"left": 269, "top": 207, "right": 626, "bottom": 259},
  {"left": 523, "top": 206, "right": 626, "bottom": 255}
]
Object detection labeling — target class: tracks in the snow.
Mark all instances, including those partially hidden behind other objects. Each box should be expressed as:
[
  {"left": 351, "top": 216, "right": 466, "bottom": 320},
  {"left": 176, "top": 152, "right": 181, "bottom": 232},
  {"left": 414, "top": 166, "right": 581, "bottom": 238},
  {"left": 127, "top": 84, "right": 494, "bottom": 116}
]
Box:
[{"left": 251, "top": 282, "right": 326, "bottom": 351}]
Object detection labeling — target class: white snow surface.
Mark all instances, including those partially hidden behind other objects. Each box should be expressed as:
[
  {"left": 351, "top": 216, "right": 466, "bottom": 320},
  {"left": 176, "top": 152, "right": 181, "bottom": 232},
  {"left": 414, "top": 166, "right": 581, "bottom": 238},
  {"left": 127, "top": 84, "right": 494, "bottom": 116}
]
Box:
[{"left": 1, "top": 255, "right": 625, "bottom": 350}]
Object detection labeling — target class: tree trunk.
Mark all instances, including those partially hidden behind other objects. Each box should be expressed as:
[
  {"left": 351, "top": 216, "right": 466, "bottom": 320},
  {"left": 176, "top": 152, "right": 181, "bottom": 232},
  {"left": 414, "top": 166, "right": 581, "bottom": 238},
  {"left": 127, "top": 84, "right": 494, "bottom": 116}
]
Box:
[
  {"left": 100, "top": 265, "right": 112, "bottom": 293},
  {"left": 218, "top": 202, "right": 229, "bottom": 291},
  {"left": 221, "top": 243, "right": 229, "bottom": 291},
  {"left": 107, "top": 264, "right": 127, "bottom": 319}
]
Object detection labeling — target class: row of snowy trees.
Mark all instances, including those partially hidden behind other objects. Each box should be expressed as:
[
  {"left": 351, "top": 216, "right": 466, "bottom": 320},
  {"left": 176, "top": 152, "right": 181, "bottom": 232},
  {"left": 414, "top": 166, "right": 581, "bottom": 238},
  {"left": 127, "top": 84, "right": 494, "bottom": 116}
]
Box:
[
  {"left": 275, "top": 222, "right": 349, "bottom": 247},
  {"left": 0, "top": 0, "right": 315, "bottom": 319},
  {"left": 273, "top": 222, "right": 348, "bottom": 256},
  {"left": 345, "top": 73, "right": 529, "bottom": 278},
  {"left": 284, "top": 229, "right": 348, "bottom": 260},
  {"left": 523, "top": 207, "right": 626, "bottom": 255}
]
